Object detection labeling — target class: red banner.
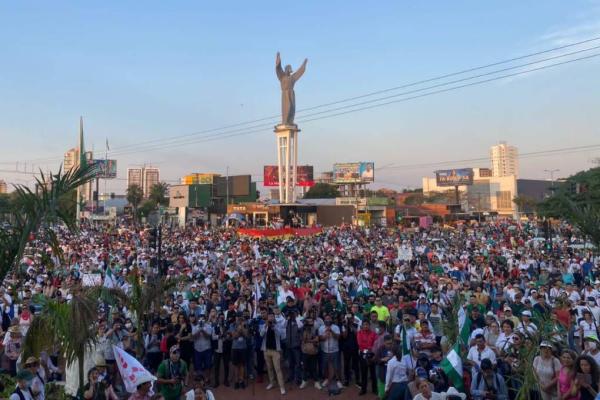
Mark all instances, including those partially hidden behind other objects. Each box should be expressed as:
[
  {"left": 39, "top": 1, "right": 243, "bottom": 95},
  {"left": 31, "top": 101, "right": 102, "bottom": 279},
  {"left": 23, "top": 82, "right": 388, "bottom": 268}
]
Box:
[
  {"left": 263, "top": 165, "right": 315, "bottom": 187},
  {"left": 238, "top": 227, "right": 322, "bottom": 238}
]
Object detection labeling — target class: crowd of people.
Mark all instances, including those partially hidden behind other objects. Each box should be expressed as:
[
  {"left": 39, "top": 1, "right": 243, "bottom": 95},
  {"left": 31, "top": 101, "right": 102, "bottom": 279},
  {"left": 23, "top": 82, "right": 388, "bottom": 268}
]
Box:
[{"left": 0, "top": 219, "right": 599, "bottom": 400}]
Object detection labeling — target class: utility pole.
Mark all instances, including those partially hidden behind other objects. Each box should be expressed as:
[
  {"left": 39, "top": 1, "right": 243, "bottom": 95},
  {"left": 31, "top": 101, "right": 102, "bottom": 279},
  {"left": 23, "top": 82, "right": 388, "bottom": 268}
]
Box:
[
  {"left": 544, "top": 169, "right": 560, "bottom": 188},
  {"left": 157, "top": 224, "right": 163, "bottom": 276},
  {"left": 226, "top": 165, "right": 229, "bottom": 209}
]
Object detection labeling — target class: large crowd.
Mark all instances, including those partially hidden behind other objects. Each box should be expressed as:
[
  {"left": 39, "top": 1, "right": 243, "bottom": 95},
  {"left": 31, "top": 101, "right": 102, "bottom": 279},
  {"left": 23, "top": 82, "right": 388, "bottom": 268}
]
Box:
[{"left": 1, "top": 219, "right": 599, "bottom": 400}]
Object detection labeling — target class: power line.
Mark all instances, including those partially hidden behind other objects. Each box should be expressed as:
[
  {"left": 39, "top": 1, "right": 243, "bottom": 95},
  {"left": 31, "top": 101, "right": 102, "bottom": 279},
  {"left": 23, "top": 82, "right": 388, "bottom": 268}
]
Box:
[
  {"left": 4, "top": 35, "right": 600, "bottom": 164},
  {"left": 377, "top": 143, "right": 600, "bottom": 171},
  {"left": 102, "top": 51, "right": 600, "bottom": 157},
  {"left": 105, "top": 40, "right": 600, "bottom": 156}
]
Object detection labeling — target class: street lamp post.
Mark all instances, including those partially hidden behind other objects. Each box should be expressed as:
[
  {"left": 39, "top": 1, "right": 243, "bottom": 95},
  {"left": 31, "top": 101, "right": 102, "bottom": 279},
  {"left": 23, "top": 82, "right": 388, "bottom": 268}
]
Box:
[{"left": 544, "top": 169, "right": 560, "bottom": 188}]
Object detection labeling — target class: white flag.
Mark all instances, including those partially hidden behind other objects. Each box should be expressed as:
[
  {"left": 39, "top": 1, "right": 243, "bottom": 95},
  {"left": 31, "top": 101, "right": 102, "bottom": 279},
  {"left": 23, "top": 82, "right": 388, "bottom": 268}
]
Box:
[{"left": 112, "top": 345, "right": 156, "bottom": 393}]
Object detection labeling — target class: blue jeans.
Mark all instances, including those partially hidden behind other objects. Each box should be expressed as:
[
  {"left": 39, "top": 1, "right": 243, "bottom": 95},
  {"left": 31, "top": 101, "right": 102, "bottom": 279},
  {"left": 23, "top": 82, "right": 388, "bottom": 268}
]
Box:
[
  {"left": 321, "top": 351, "right": 341, "bottom": 381},
  {"left": 286, "top": 347, "right": 302, "bottom": 383},
  {"left": 193, "top": 349, "right": 213, "bottom": 371}
]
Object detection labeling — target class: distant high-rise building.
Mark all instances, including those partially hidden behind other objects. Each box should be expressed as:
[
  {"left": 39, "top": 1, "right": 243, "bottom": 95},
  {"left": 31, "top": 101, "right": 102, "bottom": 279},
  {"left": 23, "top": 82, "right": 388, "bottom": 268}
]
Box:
[
  {"left": 490, "top": 141, "right": 519, "bottom": 178},
  {"left": 64, "top": 147, "right": 93, "bottom": 202},
  {"left": 127, "top": 167, "right": 160, "bottom": 198},
  {"left": 127, "top": 168, "right": 143, "bottom": 189},
  {"left": 0, "top": 180, "right": 7, "bottom": 194},
  {"left": 64, "top": 148, "right": 79, "bottom": 172},
  {"left": 143, "top": 167, "right": 160, "bottom": 198}
]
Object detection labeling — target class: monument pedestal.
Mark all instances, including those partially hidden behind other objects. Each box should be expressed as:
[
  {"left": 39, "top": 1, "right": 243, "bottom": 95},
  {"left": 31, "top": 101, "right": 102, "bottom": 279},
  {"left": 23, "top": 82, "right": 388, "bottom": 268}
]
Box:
[{"left": 274, "top": 124, "right": 300, "bottom": 204}]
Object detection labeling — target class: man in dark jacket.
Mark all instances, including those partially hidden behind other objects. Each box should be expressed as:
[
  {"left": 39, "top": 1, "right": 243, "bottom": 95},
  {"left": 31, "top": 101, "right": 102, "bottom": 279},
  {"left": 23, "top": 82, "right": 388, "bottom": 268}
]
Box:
[{"left": 285, "top": 309, "right": 303, "bottom": 386}]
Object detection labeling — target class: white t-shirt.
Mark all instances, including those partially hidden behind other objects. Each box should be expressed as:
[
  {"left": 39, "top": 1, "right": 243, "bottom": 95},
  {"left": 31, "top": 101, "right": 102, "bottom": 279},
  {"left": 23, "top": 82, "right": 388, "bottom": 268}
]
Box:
[
  {"left": 318, "top": 324, "right": 340, "bottom": 353},
  {"left": 467, "top": 345, "right": 497, "bottom": 375}
]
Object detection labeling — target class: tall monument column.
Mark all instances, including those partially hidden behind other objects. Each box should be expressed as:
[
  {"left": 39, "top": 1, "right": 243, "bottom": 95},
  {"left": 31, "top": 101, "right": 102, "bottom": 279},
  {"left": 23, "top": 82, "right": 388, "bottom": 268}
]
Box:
[
  {"left": 274, "top": 124, "right": 299, "bottom": 203},
  {"left": 274, "top": 52, "right": 307, "bottom": 204}
]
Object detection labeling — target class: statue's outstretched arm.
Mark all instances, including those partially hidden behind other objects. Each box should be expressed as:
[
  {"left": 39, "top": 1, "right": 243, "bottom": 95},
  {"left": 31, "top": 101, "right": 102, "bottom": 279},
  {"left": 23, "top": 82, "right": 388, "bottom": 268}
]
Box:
[
  {"left": 276, "top": 52, "right": 284, "bottom": 80},
  {"left": 292, "top": 58, "right": 308, "bottom": 82}
]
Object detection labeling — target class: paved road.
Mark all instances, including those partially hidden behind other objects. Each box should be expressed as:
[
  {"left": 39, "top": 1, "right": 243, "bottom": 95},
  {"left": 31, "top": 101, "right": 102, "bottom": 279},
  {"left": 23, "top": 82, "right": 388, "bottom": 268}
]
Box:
[{"left": 210, "top": 380, "right": 377, "bottom": 400}]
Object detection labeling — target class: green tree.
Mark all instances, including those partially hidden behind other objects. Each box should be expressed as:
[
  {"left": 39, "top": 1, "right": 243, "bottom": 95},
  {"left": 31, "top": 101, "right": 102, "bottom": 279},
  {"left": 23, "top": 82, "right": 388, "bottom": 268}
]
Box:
[
  {"left": 538, "top": 167, "right": 600, "bottom": 249},
  {"left": 149, "top": 182, "right": 169, "bottom": 207},
  {"left": 126, "top": 269, "right": 177, "bottom": 357},
  {"left": 0, "top": 165, "right": 95, "bottom": 283},
  {"left": 138, "top": 199, "right": 157, "bottom": 218},
  {"left": 23, "top": 291, "right": 98, "bottom": 391},
  {"left": 513, "top": 195, "right": 538, "bottom": 214},
  {"left": 404, "top": 193, "right": 424, "bottom": 205},
  {"left": 126, "top": 184, "right": 144, "bottom": 222},
  {"left": 304, "top": 183, "right": 340, "bottom": 199}
]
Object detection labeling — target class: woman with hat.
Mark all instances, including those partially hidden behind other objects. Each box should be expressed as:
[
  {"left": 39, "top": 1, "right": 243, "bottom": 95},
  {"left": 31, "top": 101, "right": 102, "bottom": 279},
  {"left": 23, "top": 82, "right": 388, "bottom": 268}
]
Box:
[
  {"left": 23, "top": 356, "right": 45, "bottom": 400},
  {"left": 5, "top": 325, "right": 23, "bottom": 376},
  {"left": 9, "top": 370, "right": 34, "bottom": 400},
  {"left": 533, "top": 341, "right": 560, "bottom": 400}
]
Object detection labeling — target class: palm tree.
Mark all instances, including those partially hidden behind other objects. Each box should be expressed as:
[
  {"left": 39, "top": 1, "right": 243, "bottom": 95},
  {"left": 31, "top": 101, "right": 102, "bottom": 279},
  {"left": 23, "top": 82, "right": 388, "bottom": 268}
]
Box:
[
  {"left": 126, "top": 268, "right": 177, "bottom": 357},
  {"left": 149, "top": 182, "right": 169, "bottom": 207},
  {"left": 23, "top": 285, "right": 128, "bottom": 391},
  {"left": 23, "top": 290, "right": 98, "bottom": 391},
  {"left": 126, "top": 184, "right": 144, "bottom": 223},
  {"left": 0, "top": 164, "right": 96, "bottom": 283}
]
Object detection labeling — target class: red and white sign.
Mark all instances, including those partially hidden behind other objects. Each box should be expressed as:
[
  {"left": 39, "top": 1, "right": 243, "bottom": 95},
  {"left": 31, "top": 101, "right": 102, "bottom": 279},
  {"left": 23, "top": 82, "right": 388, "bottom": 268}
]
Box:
[{"left": 113, "top": 345, "right": 156, "bottom": 393}]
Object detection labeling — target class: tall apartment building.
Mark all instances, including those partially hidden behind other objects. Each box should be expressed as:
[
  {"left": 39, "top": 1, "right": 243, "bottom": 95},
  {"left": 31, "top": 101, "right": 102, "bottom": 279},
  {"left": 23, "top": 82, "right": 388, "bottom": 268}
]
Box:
[
  {"left": 127, "top": 168, "right": 143, "bottom": 189},
  {"left": 127, "top": 167, "right": 160, "bottom": 198},
  {"left": 0, "top": 180, "right": 7, "bottom": 194},
  {"left": 64, "top": 148, "right": 93, "bottom": 203},
  {"left": 490, "top": 141, "right": 519, "bottom": 178},
  {"left": 143, "top": 167, "right": 160, "bottom": 198},
  {"left": 64, "top": 148, "right": 79, "bottom": 172}
]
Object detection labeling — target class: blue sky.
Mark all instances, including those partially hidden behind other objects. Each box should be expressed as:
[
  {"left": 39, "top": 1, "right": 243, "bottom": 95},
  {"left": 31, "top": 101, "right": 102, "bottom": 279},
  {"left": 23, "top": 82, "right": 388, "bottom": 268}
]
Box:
[{"left": 1, "top": 1, "right": 600, "bottom": 192}]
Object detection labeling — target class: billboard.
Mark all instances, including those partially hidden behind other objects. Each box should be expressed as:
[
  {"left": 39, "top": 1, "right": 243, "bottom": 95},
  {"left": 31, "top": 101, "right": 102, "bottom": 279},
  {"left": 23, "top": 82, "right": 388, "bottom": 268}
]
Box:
[
  {"left": 263, "top": 165, "right": 315, "bottom": 187},
  {"left": 297, "top": 165, "right": 315, "bottom": 187},
  {"left": 214, "top": 175, "right": 251, "bottom": 197},
  {"left": 92, "top": 159, "right": 117, "bottom": 179},
  {"left": 264, "top": 166, "right": 279, "bottom": 187},
  {"left": 333, "top": 162, "right": 375, "bottom": 184},
  {"left": 181, "top": 173, "right": 220, "bottom": 185},
  {"left": 435, "top": 168, "right": 474, "bottom": 187}
]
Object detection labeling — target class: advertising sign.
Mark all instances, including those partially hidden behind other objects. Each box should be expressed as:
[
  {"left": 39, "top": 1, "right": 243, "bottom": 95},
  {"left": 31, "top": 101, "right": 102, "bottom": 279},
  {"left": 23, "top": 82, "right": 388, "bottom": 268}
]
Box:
[
  {"left": 92, "top": 159, "right": 117, "bottom": 179},
  {"left": 263, "top": 165, "right": 314, "bottom": 187},
  {"left": 214, "top": 175, "right": 251, "bottom": 197},
  {"left": 435, "top": 168, "right": 474, "bottom": 187},
  {"left": 296, "top": 165, "right": 315, "bottom": 187},
  {"left": 333, "top": 162, "right": 375, "bottom": 183},
  {"left": 264, "top": 166, "right": 279, "bottom": 187}
]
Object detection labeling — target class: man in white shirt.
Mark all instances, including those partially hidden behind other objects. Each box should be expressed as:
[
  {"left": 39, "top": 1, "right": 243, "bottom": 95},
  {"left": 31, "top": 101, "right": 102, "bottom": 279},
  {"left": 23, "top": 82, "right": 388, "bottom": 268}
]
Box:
[
  {"left": 466, "top": 334, "right": 496, "bottom": 376},
  {"left": 384, "top": 348, "right": 409, "bottom": 399},
  {"left": 318, "top": 314, "right": 342, "bottom": 389},
  {"left": 191, "top": 316, "right": 214, "bottom": 381}
]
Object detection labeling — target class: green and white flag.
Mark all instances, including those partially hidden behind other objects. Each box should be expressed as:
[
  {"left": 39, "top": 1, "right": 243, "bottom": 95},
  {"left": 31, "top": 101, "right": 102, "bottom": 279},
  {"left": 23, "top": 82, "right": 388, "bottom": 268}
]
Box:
[
  {"left": 104, "top": 266, "right": 116, "bottom": 289},
  {"left": 458, "top": 306, "right": 471, "bottom": 346},
  {"left": 440, "top": 343, "right": 464, "bottom": 392},
  {"left": 401, "top": 327, "right": 411, "bottom": 355},
  {"left": 276, "top": 285, "right": 291, "bottom": 310}
]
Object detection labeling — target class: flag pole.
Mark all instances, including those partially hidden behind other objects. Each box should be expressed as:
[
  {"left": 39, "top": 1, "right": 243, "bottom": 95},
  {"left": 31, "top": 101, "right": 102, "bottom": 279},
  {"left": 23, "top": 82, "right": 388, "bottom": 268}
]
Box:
[
  {"left": 76, "top": 117, "right": 83, "bottom": 227},
  {"left": 104, "top": 138, "right": 109, "bottom": 216}
]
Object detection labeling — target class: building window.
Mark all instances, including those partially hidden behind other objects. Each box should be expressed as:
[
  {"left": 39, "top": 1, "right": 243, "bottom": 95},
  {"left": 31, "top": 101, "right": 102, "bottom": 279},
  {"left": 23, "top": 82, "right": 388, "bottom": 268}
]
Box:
[{"left": 496, "top": 190, "right": 512, "bottom": 209}]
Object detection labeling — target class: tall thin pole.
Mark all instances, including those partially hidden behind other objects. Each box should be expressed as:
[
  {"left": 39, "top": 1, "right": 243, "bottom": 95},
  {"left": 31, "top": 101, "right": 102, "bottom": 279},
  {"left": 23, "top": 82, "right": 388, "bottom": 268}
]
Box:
[
  {"left": 76, "top": 117, "right": 83, "bottom": 227},
  {"left": 104, "top": 139, "right": 108, "bottom": 216},
  {"left": 544, "top": 169, "right": 560, "bottom": 188},
  {"left": 226, "top": 165, "right": 229, "bottom": 209}
]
